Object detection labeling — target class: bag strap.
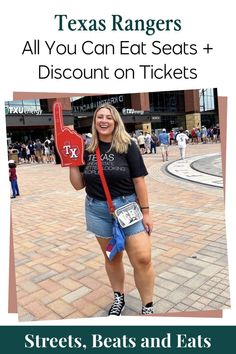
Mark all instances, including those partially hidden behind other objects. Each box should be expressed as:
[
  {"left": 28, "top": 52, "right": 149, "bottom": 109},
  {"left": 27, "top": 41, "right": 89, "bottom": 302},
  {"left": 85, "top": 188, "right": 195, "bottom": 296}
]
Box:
[{"left": 95, "top": 147, "right": 115, "bottom": 214}]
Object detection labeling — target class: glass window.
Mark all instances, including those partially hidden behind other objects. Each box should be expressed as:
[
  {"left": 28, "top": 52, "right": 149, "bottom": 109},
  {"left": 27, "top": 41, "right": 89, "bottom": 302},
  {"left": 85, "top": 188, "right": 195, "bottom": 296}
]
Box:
[
  {"left": 199, "top": 88, "right": 215, "bottom": 111},
  {"left": 149, "top": 91, "right": 185, "bottom": 113}
]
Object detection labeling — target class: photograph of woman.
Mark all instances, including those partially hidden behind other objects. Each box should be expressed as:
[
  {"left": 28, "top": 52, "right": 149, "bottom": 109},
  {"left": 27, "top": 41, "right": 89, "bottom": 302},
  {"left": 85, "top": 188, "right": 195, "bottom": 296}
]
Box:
[{"left": 69, "top": 104, "right": 155, "bottom": 316}]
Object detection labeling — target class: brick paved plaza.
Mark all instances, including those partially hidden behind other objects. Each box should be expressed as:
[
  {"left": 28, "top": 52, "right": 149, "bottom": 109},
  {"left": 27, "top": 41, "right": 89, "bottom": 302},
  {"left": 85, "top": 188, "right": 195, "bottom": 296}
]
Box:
[{"left": 11, "top": 142, "right": 230, "bottom": 321}]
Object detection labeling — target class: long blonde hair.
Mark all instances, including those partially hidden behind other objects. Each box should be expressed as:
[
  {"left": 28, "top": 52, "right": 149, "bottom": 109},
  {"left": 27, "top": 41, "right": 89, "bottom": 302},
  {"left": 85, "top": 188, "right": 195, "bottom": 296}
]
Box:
[{"left": 87, "top": 104, "right": 131, "bottom": 154}]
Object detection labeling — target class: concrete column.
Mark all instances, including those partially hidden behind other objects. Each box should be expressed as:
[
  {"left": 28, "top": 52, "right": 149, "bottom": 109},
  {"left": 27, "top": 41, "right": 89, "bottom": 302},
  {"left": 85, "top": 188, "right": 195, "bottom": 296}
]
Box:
[
  {"left": 47, "top": 97, "right": 71, "bottom": 112},
  {"left": 47, "top": 97, "right": 74, "bottom": 130},
  {"left": 142, "top": 122, "right": 152, "bottom": 133},
  {"left": 184, "top": 90, "right": 201, "bottom": 131},
  {"left": 185, "top": 113, "right": 201, "bottom": 131},
  {"left": 131, "top": 93, "right": 150, "bottom": 132},
  {"left": 131, "top": 93, "right": 150, "bottom": 110},
  {"left": 184, "top": 90, "right": 200, "bottom": 112}
]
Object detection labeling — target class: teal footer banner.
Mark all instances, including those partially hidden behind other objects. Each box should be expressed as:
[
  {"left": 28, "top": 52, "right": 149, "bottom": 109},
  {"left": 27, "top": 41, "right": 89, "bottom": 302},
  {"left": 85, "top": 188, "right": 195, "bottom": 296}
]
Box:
[{"left": 0, "top": 326, "right": 235, "bottom": 353}]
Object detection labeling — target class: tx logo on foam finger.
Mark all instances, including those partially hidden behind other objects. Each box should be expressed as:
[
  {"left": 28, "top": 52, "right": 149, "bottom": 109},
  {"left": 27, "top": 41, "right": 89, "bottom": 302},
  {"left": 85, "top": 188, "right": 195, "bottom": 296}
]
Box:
[{"left": 63, "top": 142, "right": 80, "bottom": 159}]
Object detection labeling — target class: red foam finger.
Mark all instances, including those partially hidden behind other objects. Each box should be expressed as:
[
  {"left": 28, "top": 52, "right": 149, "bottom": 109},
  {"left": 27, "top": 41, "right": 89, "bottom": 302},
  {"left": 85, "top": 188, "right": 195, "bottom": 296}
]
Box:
[
  {"left": 54, "top": 101, "right": 65, "bottom": 134},
  {"left": 53, "top": 102, "right": 85, "bottom": 167}
]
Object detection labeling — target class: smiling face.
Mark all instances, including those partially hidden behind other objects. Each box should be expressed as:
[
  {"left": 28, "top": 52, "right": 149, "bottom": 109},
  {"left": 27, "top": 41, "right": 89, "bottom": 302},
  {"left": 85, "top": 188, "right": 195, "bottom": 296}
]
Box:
[{"left": 95, "top": 107, "right": 115, "bottom": 142}]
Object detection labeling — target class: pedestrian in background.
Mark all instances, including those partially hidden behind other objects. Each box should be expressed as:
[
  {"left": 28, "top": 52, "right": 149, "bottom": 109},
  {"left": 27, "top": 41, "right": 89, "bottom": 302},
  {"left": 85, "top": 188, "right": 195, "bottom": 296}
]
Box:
[
  {"left": 150, "top": 132, "right": 158, "bottom": 154},
  {"left": 44, "top": 138, "right": 51, "bottom": 163},
  {"left": 158, "top": 128, "right": 170, "bottom": 162},
  {"left": 176, "top": 128, "right": 189, "bottom": 160},
  {"left": 9, "top": 160, "right": 20, "bottom": 198},
  {"left": 35, "top": 139, "right": 44, "bottom": 163},
  {"left": 169, "top": 129, "right": 175, "bottom": 145},
  {"left": 137, "top": 132, "right": 146, "bottom": 154},
  {"left": 27, "top": 140, "right": 36, "bottom": 163},
  {"left": 144, "top": 131, "right": 151, "bottom": 154}
]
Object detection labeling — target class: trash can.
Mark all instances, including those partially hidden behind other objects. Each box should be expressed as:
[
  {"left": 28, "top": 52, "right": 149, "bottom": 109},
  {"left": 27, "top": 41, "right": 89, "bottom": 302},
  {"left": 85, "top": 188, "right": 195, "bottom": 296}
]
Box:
[{"left": 8, "top": 149, "right": 19, "bottom": 164}]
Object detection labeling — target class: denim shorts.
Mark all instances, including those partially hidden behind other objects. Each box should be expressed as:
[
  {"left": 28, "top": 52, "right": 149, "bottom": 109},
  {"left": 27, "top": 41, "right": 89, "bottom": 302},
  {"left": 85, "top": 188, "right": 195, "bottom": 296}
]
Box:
[{"left": 85, "top": 193, "right": 146, "bottom": 238}]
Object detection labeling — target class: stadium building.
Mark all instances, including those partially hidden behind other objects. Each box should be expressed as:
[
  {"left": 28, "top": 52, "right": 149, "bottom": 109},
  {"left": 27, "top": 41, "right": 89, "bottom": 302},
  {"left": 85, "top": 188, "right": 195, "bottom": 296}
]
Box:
[{"left": 5, "top": 89, "right": 220, "bottom": 144}]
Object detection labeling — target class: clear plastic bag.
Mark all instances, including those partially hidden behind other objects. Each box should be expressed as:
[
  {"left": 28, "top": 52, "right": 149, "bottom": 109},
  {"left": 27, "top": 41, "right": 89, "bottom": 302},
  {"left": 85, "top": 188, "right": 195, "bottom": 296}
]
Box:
[{"left": 114, "top": 202, "right": 143, "bottom": 228}]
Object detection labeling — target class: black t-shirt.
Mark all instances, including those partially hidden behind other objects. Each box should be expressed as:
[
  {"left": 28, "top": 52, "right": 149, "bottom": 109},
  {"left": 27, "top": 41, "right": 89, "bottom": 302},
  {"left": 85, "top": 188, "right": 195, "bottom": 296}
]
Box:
[{"left": 79, "top": 140, "right": 148, "bottom": 200}]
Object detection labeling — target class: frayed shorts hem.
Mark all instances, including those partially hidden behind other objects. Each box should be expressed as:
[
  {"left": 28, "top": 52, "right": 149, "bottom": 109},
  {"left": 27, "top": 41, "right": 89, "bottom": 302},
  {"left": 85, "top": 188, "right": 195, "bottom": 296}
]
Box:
[{"left": 92, "top": 229, "right": 146, "bottom": 240}]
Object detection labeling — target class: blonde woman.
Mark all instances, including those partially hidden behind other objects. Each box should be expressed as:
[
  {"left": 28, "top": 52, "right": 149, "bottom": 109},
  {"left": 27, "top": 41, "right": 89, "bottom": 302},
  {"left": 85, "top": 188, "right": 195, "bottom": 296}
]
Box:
[{"left": 69, "top": 104, "right": 155, "bottom": 316}]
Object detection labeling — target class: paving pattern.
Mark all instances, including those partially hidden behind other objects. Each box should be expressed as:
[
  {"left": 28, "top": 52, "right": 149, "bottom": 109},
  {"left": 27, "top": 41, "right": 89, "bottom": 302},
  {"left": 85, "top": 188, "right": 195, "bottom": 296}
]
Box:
[
  {"left": 166, "top": 153, "right": 223, "bottom": 188},
  {"left": 11, "top": 142, "right": 230, "bottom": 321},
  {"left": 191, "top": 154, "right": 223, "bottom": 177}
]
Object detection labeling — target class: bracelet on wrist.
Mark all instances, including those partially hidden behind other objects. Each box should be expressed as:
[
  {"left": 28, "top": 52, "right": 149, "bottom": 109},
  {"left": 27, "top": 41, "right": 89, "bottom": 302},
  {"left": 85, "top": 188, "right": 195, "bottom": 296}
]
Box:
[{"left": 140, "top": 206, "right": 149, "bottom": 210}]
